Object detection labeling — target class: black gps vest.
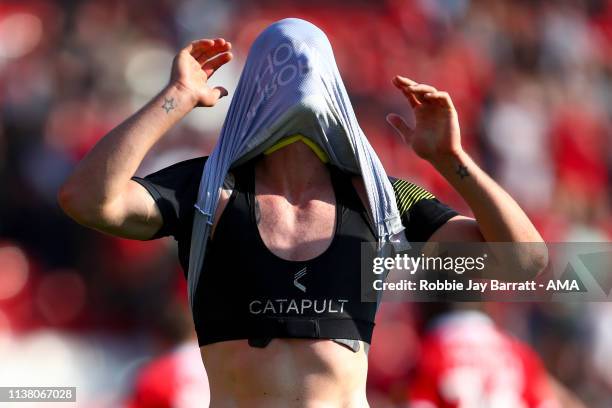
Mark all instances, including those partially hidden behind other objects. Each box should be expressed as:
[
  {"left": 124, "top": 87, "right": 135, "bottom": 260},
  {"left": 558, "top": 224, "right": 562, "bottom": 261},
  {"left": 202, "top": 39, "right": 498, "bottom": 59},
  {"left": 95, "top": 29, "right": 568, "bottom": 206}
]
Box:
[{"left": 192, "top": 161, "right": 379, "bottom": 347}]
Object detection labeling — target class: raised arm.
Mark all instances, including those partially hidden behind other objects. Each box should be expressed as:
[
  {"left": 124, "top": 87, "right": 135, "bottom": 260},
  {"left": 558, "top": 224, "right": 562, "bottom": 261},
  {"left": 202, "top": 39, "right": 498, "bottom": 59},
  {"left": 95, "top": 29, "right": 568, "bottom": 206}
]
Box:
[
  {"left": 58, "top": 38, "right": 232, "bottom": 239},
  {"left": 387, "top": 76, "right": 547, "bottom": 275}
]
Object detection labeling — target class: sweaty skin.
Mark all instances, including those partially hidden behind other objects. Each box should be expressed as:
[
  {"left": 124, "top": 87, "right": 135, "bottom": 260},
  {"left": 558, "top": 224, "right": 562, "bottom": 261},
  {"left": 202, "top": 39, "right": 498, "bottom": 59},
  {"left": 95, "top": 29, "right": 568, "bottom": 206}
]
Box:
[{"left": 58, "top": 36, "right": 546, "bottom": 407}]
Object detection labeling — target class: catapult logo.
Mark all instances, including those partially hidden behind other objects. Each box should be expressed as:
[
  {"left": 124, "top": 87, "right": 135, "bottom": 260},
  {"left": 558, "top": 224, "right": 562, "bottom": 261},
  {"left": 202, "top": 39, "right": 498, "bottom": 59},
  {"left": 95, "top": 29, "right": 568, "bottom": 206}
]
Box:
[
  {"left": 294, "top": 267, "right": 307, "bottom": 292},
  {"left": 248, "top": 267, "right": 349, "bottom": 315}
]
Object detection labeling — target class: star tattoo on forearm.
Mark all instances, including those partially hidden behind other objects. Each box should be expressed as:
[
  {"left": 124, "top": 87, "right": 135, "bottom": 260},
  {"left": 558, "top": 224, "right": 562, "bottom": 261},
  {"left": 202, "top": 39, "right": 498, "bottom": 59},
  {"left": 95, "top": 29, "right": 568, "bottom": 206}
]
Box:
[
  {"left": 161, "top": 97, "right": 176, "bottom": 113},
  {"left": 456, "top": 164, "right": 469, "bottom": 179}
]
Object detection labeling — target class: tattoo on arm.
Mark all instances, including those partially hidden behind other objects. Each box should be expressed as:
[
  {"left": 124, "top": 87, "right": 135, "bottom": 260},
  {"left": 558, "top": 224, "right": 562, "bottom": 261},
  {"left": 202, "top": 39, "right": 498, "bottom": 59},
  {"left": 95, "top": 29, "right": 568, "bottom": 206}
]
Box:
[
  {"left": 456, "top": 164, "right": 469, "bottom": 179},
  {"left": 161, "top": 97, "right": 176, "bottom": 113},
  {"left": 254, "top": 198, "right": 261, "bottom": 225}
]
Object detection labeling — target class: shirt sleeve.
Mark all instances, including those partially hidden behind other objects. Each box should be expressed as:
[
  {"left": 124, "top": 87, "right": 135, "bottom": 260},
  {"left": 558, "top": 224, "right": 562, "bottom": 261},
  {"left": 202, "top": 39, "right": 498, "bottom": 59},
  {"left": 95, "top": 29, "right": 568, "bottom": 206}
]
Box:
[
  {"left": 390, "top": 177, "right": 459, "bottom": 242},
  {"left": 131, "top": 156, "right": 207, "bottom": 240}
]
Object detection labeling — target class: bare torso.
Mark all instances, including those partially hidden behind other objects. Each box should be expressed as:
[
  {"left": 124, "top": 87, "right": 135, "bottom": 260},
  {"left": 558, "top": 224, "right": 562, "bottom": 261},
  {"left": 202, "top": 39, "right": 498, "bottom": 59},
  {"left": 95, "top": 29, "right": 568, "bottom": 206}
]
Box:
[
  {"left": 201, "top": 339, "right": 369, "bottom": 407},
  {"left": 201, "top": 143, "right": 371, "bottom": 407}
]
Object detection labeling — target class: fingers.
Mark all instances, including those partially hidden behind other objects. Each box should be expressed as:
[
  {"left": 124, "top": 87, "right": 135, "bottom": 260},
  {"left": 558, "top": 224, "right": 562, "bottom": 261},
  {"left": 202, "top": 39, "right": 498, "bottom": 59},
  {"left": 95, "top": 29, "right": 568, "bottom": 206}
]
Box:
[
  {"left": 201, "top": 51, "right": 233, "bottom": 78},
  {"left": 392, "top": 75, "right": 454, "bottom": 110},
  {"left": 180, "top": 38, "right": 231, "bottom": 63},
  {"left": 386, "top": 113, "right": 414, "bottom": 145},
  {"left": 181, "top": 39, "right": 212, "bottom": 55},
  {"left": 192, "top": 38, "right": 231, "bottom": 62},
  {"left": 423, "top": 91, "right": 455, "bottom": 110},
  {"left": 394, "top": 75, "right": 437, "bottom": 93},
  {"left": 393, "top": 75, "right": 417, "bottom": 87},
  {"left": 393, "top": 75, "right": 437, "bottom": 105},
  {"left": 392, "top": 76, "right": 422, "bottom": 107},
  {"left": 185, "top": 39, "right": 213, "bottom": 58}
]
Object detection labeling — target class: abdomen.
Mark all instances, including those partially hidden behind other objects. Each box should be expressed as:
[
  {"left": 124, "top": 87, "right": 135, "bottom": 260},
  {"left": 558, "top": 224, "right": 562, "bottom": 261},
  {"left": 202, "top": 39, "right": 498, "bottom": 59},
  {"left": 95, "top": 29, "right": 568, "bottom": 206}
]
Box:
[{"left": 200, "top": 338, "right": 369, "bottom": 407}]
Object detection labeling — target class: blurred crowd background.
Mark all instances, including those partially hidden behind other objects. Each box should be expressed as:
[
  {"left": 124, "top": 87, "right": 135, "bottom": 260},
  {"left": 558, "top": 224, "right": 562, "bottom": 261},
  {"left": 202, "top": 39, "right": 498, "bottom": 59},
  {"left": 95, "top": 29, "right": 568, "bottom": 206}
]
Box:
[{"left": 1, "top": 0, "right": 611, "bottom": 406}]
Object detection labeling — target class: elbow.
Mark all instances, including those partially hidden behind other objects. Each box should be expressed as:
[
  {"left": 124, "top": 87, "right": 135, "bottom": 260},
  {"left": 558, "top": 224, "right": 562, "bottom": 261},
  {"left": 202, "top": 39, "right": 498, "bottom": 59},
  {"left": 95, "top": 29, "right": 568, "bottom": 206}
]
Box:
[
  {"left": 492, "top": 240, "right": 548, "bottom": 281},
  {"left": 57, "top": 182, "right": 102, "bottom": 227},
  {"left": 518, "top": 240, "right": 549, "bottom": 280},
  {"left": 57, "top": 182, "right": 84, "bottom": 222}
]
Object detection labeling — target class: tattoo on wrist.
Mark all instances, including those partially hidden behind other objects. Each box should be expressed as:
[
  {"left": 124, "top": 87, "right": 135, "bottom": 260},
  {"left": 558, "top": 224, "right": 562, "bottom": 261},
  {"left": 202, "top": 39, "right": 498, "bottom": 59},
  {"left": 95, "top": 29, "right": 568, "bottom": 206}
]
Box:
[
  {"left": 161, "top": 97, "right": 176, "bottom": 113},
  {"left": 254, "top": 199, "right": 261, "bottom": 225},
  {"left": 456, "top": 164, "right": 469, "bottom": 179}
]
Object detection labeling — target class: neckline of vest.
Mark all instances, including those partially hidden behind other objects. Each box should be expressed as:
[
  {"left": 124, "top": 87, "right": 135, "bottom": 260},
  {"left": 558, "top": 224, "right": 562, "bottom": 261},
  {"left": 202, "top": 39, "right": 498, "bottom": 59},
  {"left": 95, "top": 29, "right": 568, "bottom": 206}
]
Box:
[{"left": 245, "top": 161, "right": 344, "bottom": 264}]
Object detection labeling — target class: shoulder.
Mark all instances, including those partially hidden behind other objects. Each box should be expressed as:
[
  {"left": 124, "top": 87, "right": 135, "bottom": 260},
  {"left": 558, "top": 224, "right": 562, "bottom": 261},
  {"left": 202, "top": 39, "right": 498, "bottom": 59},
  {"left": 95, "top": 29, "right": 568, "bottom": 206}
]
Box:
[
  {"left": 347, "top": 174, "right": 438, "bottom": 213},
  {"left": 388, "top": 176, "right": 459, "bottom": 242},
  {"left": 130, "top": 156, "right": 209, "bottom": 240},
  {"left": 135, "top": 156, "right": 209, "bottom": 200},
  {"left": 143, "top": 156, "right": 208, "bottom": 180},
  {"left": 388, "top": 176, "right": 436, "bottom": 214}
]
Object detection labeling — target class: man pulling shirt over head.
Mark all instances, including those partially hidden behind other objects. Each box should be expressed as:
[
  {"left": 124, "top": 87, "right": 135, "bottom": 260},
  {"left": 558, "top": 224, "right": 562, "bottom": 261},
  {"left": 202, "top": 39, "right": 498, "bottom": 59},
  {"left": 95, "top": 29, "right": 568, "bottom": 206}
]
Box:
[{"left": 59, "top": 18, "right": 547, "bottom": 408}]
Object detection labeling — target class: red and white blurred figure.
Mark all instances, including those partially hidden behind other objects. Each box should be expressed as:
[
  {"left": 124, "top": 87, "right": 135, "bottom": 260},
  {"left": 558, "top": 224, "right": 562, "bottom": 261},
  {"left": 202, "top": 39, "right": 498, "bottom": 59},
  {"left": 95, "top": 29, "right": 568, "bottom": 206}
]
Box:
[
  {"left": 0, "top": 244, "right": 29, "bottom": 302},
  {"left": 408, "top": 310, "right": 558, "bottom": 408},
  {"left": 126, "top": 341, "right": 209, "bottom": 408}
]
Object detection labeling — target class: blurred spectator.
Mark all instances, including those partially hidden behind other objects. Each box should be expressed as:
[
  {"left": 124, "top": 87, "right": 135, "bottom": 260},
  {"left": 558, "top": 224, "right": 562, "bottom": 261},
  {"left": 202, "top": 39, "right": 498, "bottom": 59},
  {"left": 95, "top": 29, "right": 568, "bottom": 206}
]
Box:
[
  {"left": 407, "top": 307, "right": 560, "bottom": 408},
  {"left": 125, "top": 299, "right": 210, "bottom": 408},
  {"left": 126, "top": 341, "right": 209, "bottom": 408}
]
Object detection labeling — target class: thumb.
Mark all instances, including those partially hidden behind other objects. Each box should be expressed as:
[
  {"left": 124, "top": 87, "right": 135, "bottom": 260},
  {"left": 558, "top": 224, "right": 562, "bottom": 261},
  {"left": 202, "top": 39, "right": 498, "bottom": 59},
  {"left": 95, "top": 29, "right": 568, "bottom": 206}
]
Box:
[
  {"left": 386, "top": 113, "right": 414, "bottom": 145},
  {"left": 201, "top": 86, "right": 229, "bottom": 107},
  {"left": 213, "top": 86, "right": 229, "bottom": 99}
]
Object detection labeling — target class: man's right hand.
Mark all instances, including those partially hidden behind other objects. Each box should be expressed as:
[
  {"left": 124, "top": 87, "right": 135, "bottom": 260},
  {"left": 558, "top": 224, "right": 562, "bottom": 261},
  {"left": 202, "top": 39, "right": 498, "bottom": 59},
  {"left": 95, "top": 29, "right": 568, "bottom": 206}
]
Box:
[{"left": 171, "top": 38, "right": 233, "bottom": 108}]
